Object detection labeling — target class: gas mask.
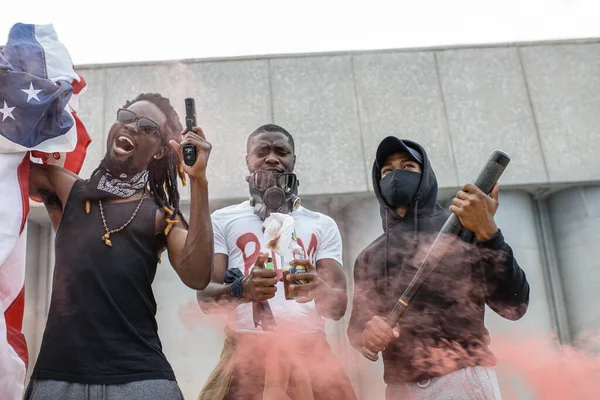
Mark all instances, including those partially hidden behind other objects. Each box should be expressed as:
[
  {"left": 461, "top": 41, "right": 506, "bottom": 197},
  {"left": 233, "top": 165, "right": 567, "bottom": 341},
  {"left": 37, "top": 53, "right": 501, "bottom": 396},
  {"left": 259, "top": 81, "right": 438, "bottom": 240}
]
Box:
[{"left": 247, "top": 170, "right": 301, "bottom": 220}]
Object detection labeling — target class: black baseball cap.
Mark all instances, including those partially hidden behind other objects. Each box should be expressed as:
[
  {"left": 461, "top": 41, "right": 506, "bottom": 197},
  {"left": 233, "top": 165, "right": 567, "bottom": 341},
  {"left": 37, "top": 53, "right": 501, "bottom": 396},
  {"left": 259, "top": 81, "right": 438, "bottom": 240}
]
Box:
[{"left": 376, "top": 136, "right": 423, "bottom": 169}]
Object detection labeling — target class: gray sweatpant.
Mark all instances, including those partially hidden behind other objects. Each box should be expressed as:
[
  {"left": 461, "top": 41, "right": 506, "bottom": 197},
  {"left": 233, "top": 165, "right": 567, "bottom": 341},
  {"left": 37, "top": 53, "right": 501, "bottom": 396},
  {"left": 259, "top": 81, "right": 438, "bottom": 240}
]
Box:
[
  {"left": 386, "top": 366, "right": 502, "bottom": 400},
  {"left": 24, "top": 379, "right": 184, "bottom": 400}
]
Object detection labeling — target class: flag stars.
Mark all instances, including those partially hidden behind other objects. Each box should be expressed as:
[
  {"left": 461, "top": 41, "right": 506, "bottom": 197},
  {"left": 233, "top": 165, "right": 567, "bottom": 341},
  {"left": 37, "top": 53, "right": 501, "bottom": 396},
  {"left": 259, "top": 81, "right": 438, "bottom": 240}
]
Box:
[
  {"left": 22, "top": 82, "right": 42, "bottom": 102},
  {"left": 0, "top": 101, "right": 15, "bottom": 122}
]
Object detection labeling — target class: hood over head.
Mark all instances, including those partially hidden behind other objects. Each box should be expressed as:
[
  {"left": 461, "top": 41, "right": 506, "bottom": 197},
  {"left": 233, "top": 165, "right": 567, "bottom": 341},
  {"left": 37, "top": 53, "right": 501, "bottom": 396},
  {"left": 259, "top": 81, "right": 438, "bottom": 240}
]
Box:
[{"left": 372, "top": 138, "right": 439, "bottom": 231}]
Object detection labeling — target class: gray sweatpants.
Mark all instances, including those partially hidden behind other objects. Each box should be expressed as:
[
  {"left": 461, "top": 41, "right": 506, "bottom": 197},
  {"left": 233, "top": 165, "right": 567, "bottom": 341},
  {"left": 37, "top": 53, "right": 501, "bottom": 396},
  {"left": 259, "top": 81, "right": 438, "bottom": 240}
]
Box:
[
  {"left": 24, "top": 379, "right": 184, "bottom": 400},
  {"left": 386, "top": 366, "right": 502, "bottom": 400}
]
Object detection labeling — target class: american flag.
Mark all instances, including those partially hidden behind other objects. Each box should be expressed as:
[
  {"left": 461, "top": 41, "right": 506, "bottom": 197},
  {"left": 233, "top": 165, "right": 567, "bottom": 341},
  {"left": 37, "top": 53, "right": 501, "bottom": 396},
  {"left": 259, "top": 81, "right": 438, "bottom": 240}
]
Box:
[{"left": 0, "top": 23, "right": 90, "bottom": 399}]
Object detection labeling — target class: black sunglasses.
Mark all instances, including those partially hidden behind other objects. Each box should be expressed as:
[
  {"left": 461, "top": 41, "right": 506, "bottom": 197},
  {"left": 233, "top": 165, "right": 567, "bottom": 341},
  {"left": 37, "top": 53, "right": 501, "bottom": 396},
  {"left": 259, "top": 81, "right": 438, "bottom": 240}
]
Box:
[{"left": 117, "top": 108, "right": 161, "bottom": 135}]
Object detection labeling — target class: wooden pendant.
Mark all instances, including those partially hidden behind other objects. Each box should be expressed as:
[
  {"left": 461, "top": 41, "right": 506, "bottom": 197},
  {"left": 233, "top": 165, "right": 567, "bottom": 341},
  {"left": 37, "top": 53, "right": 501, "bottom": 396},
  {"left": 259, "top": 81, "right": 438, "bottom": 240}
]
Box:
[{"left": 102, "top": 233, "right": 112, "bottom": 247}]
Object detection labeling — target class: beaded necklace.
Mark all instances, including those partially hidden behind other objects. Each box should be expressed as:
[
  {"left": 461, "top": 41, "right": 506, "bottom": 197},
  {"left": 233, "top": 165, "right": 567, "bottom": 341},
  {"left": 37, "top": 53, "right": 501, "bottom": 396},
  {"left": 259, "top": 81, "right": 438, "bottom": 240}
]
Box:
[{"left": 98, "top": 190, "right": 146, "bottom": 247}]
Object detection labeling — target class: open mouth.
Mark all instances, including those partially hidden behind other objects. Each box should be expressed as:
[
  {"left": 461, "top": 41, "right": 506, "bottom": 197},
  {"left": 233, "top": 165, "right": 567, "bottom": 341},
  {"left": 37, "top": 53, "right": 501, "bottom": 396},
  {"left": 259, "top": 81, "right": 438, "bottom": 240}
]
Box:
[{"left": 113, "top": 134, "right": 135, "bottom": 155}]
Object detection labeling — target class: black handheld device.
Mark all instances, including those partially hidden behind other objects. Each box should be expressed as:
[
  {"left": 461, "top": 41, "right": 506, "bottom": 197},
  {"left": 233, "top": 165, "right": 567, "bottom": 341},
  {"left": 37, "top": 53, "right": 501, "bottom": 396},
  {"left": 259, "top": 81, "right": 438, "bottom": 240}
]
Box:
[{"left": 183, "top": 98, "right": 197, "bottom": 166}]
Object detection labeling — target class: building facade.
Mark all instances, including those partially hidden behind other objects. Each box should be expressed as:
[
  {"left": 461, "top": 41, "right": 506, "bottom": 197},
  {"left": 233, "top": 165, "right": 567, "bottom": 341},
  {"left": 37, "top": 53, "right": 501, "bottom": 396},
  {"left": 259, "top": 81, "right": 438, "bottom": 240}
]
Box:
[{"left": 23, "top": 39, "right": 600, "bottom": 399}]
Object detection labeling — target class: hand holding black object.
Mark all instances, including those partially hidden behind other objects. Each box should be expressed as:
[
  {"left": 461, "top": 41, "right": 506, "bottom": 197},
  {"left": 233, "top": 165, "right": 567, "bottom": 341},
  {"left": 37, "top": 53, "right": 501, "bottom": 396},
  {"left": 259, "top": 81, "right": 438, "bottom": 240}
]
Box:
[
  {"left": 361, "top": 316, "right": 400, "bottom": 353},
  {"left": 170, "top": 126, "right": 211, "bottom": 181},
  {"left": 450, "top": 182, "right": 499, "bottom": 241}
]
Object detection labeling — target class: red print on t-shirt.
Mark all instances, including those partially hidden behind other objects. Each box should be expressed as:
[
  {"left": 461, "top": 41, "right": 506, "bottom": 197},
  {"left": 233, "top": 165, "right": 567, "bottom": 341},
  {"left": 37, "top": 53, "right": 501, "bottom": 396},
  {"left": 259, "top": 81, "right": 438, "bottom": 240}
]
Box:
[
  {"left": 297, "top": 234, "right": 318, "bottom": 264},
  {"left": 236, "top": 233, "right": 319, "bottom": 279},
  {"left": 235, "top": 233, "right": 261, "bottom": 276}
]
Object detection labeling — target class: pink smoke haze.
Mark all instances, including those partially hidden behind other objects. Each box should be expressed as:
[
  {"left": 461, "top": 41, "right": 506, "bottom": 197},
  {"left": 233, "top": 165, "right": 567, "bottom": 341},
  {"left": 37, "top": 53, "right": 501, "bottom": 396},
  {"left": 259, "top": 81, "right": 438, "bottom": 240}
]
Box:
[
  {"left": 178, "top": 298, "right": 207, "bottom": 331},
  {"left": 178, "top": 297, "right": 358, "bottom": 399},
  {"left": 175, "top": 232, "right": 599, "bottom": 399},
  {"left": 491, "top": 334, "right": 600, "bottom": 400}
]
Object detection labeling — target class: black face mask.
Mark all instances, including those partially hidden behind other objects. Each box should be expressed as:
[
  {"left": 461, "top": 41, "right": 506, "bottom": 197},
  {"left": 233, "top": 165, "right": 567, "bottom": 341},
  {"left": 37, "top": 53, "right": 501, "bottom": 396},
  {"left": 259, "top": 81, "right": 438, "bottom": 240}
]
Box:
[{"left": 379, "top": 170, "right": 421, "bottom": 208}]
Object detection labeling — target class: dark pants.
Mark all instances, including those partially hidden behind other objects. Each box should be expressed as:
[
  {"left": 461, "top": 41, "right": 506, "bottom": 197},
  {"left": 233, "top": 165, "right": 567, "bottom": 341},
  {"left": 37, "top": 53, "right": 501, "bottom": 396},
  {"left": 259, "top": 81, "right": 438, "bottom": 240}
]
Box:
[{"left": 24, "top": 379, "right": 184, "bottom": 400}]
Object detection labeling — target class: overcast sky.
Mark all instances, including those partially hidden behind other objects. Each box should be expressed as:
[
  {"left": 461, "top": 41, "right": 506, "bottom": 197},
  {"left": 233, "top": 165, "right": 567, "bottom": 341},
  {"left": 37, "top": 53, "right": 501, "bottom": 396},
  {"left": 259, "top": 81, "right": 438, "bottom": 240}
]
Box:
[{"left": 2, "top": 0, "right": 599, "bottom": 65}]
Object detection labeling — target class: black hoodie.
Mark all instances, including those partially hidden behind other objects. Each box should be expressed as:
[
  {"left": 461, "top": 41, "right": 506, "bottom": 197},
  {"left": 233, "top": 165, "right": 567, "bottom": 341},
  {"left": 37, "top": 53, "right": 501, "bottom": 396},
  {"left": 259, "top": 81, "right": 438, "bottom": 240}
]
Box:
[{"left": 347, "top": 140, "right": 530, "bottom": 384}]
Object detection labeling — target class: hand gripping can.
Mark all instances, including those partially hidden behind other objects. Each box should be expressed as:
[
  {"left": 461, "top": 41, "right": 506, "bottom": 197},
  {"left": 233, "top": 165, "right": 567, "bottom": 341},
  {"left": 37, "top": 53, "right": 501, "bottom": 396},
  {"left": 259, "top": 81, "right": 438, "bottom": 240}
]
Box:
[{"left": 283, "top": 247, "right": 307, "bottom": 300}]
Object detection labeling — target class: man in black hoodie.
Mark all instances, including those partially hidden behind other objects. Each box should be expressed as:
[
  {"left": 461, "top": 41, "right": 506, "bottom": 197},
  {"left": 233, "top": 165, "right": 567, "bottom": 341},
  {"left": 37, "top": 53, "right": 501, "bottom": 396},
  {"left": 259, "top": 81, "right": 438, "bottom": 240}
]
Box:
[{"left": 347, "top": 137, "right": 530, "bottom": 399}]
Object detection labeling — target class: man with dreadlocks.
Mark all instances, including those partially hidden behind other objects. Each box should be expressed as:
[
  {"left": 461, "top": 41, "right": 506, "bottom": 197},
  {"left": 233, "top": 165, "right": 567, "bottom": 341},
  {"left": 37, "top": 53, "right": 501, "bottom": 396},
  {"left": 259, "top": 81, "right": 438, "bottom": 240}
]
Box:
[{"left": 24, "top": 93, "right": 213, "bottom": 400}]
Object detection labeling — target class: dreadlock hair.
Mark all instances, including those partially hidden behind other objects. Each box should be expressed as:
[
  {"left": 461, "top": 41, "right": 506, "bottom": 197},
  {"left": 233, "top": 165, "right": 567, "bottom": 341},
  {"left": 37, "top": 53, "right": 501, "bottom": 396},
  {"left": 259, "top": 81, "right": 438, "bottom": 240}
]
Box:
[
  {"left": 247, "top": 124, "right": 295, "bottom": 153},
  {"left": 123, "top": 93, "right": 189, "bottom": 241}
]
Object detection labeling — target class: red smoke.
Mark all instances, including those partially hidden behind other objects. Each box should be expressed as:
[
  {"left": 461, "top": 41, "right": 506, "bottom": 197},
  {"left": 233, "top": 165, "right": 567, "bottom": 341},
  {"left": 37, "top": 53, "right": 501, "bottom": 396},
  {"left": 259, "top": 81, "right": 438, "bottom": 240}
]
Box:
[
  {"left": 492, "top": 333, "right": 600, "bottom": 400},
  {"left": 179, "top": 299, "right": 600, "bottom": 399},
  {"left": 178, "top": 297, "right": 358, "bottom": 399},
  {"left": 177, "top": 229, "right": 600, "bottom": 399},
  {"left": 178, "top": 298, "right": 207, "bottom": 331}
]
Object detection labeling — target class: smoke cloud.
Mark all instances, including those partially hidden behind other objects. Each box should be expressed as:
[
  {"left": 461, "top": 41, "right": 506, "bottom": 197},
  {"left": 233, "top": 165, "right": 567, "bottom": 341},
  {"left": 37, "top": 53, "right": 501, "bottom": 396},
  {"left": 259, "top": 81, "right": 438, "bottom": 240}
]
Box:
[
  {"left": 175, "top": 230, "right": 600, "bottom": 399},
  {"left": 492, "top": 333, "right": 600, "bottom": 399}
]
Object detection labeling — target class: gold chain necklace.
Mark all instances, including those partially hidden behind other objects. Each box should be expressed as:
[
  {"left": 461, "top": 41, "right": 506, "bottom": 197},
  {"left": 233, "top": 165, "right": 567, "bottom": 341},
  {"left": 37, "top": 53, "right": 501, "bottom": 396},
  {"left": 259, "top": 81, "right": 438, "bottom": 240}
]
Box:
[{"left": 98, "top": 191, "right": 146, "bottom": 247}]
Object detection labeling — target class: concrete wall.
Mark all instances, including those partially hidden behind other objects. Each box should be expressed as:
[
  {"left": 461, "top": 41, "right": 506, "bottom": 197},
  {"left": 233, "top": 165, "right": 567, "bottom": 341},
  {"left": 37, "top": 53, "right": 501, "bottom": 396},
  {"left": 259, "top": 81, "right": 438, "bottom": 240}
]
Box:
[
  {"left": 549, "top": 186, "right": 600, "bottom": 344},
  {"left": 21, "top": 38, "right": 600, "bottom": 399},
  {"left": 61, "top": 38, "right": 600, "bottom": 208}
]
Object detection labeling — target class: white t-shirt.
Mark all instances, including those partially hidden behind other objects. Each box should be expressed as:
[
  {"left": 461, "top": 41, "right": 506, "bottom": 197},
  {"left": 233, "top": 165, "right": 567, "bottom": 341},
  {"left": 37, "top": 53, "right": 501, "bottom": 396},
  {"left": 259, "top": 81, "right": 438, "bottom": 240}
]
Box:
[{"left": 212, "top": 201, "right": 343, "bottom": 333}]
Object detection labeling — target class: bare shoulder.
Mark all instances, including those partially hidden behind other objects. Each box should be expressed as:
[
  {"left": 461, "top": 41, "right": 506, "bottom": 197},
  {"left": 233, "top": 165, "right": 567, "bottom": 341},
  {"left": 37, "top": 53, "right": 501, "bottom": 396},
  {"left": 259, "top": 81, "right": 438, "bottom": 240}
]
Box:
[
  {"left": 30, "top": 163, "right": 78, "bottom": 208},
  {"left": 30, "top": 162, "right": 79, "bottom": 179}
]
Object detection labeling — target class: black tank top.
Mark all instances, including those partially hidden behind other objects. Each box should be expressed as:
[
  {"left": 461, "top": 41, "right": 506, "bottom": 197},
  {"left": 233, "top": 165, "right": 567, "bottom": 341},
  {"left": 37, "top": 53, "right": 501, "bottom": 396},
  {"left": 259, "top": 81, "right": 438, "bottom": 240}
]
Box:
[{"left": 32, "top": 180, "right": 176, "bottom": 384}]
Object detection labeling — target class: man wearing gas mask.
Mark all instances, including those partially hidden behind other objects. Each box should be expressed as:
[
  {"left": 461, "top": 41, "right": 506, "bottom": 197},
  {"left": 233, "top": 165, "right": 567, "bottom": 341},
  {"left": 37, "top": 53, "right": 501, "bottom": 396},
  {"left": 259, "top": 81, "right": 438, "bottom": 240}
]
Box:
[
  {"left": 347, "top": 137, "right": 530, "bottom": 399},
  {"left": 197, "top": 124, "right": 357, "bottom": 400}
]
